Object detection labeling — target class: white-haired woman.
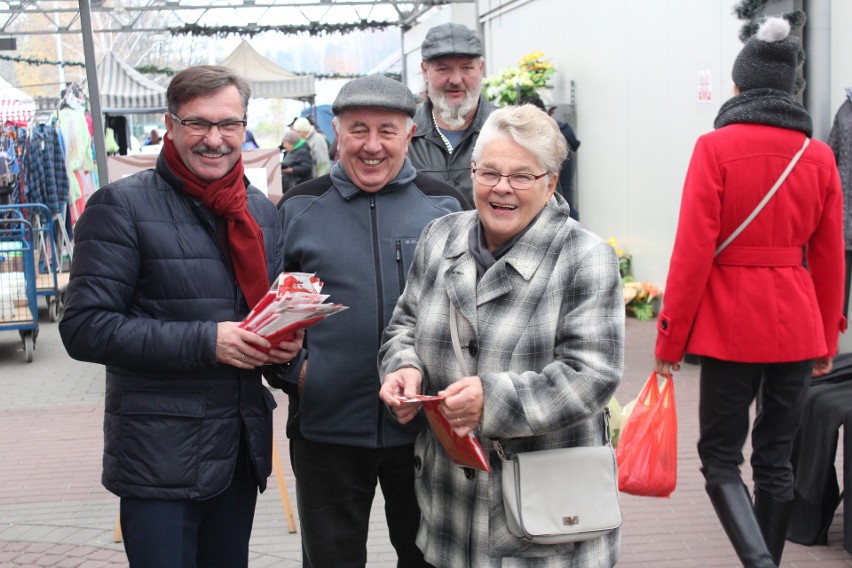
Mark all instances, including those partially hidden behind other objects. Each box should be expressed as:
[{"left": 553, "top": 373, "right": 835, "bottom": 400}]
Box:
[{"left": 379, "top": 104, "right": 624, "bottom": 567}]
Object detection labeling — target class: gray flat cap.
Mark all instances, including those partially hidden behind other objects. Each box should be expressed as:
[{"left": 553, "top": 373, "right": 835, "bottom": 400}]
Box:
[
  {"left": 332, "top": 75, "right": 417, "bottom": 117},
  {"left": 421, "top": 22, "right": 483, "bottom": 61}
]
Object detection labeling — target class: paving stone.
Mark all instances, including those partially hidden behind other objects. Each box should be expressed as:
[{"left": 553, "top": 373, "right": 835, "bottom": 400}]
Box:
[{"left": 2, "top": 317, "right": 850, "bottom": 566}]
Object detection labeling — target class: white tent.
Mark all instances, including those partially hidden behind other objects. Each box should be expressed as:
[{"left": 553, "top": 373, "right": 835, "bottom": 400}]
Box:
[
  {"left": 93, "top": 52, "right": 167, "bottom": 114},
  {"left": 221, "top": 40, "right": 315, "bottom": 100},
  {"left": 0, "top": 76, "right": 35, "bottom": 123}
]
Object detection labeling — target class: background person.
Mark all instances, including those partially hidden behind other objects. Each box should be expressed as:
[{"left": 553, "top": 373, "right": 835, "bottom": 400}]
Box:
[
  {"left": 379, "top": 104, "right": 623, "bottom": 567},
  {"left": 654, "top": 18, "right": 845, "bottom": 567},
  {"left": 142, "top": 127, "right": 161, "bottom": 146},
  {"left": 292, "top": 116, "right": 330, "bottom": 178},
  {"left": 408, "top": 22, "right": 493, "bottom": 204},
  {"left": 520, "top": 94, "right": 581, "bottom": 220},
  {"left": 827, "top": 87, "right": 852, "bottom": 316},
  {"left": 272, "top": 75, "right": 468, "bottom": 568},
  {"left": 279, "top": 130, "right": 313, "bottom": 193},
  {"left": 59, "top": 65, "right": 303, "bottom": 567},
  {"left": 242, "top": 128, "right": 259, "bottom": 150}
]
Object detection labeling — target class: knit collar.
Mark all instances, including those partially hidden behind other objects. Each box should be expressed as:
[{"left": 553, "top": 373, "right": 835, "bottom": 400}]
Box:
[{"left": 714, "top": 88, "right": 812, "bottom": 137}]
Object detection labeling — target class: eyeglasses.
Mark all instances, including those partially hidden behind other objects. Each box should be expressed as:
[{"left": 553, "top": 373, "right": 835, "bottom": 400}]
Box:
[
  {"left": 471, "top": 167, "right": 548, "bottom": 190},
  {"left": 169, "top": 113, "right": 247, "bottom": 136}
]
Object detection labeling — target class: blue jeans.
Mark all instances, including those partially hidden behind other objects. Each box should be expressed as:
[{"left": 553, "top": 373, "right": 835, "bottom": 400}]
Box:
[
  {"left": 292, "top": 438, "right": 431, "bottom": 568},
  {"left": 119, "top": 434, "right": 258, "bottom": 568}
]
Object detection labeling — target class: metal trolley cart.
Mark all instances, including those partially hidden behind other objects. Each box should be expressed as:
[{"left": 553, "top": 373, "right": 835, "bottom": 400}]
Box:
[
  {"left": 0, "top": 203, "right": 69, "bottom": 322},
  {"left": 0, "top": 214, "right": 38, "bottom": 362}
]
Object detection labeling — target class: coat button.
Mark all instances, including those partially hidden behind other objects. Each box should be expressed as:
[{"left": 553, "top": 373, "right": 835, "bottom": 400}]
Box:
[
  {"left": 413, "top": 456, "right": 422, "bottom": 471},
  {"left": 463, "top": 467, "right": 475, "bottom": 479},
  {"left": 468, "top": 339, "right": 478, "bottom": 357},
  {"left": 661, "top": 319, "right": 668, "bottom": 330}
]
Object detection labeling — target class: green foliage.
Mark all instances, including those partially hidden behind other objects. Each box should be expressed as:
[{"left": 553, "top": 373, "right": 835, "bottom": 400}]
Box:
[{"left": 483, "top": 51, "right": 556, "bottom": 107}]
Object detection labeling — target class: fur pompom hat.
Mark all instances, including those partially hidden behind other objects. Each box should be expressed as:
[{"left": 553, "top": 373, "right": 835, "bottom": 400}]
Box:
[{"left": 732, "top": 17, "right": 800, "bottom": 94}]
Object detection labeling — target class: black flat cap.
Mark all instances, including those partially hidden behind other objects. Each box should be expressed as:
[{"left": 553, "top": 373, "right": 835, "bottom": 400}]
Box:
[
  {"left": 421, "top": 22, "right": 483, "bottom": 61},
  {"left": 332, "top": 75, "right": 417, "bottom": 118}
]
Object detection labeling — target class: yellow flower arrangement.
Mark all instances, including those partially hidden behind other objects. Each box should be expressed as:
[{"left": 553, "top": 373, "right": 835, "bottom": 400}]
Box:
[
  {"left": 484, "top": 51, "right": 556, "bottom": 107},
  {"left": 607, "top": 237, "right": 663, "bottom": 321}
]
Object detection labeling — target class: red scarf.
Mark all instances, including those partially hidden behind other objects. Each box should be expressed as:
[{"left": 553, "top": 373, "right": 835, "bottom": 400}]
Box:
[{"left": 162, "top": 135, "right": 269, "bottom": 309}]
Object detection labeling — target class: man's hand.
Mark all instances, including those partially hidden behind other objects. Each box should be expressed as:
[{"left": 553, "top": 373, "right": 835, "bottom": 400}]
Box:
[
  {"left": 217, "top": 324, "right": 305, "bottom": 369},
  {"left": 380, "top": 367, "right": 424, "bottom": 424},
  {"left": 267, "top": 329, "right": 305, "bottom": 365},
  {"left": 439, "top": 376, "right": 483, "bottom": 437}
]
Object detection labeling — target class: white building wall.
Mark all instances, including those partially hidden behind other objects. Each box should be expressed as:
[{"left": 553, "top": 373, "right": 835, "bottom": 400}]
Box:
[
  {"left": 404, "top": 0, "right": 852, "bottom": 309},
  {"left": 474, "top": 0, "right": 743, "bottom": 288}
]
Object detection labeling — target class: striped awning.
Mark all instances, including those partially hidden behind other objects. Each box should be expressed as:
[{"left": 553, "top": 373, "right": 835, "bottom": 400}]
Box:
[
  {"left": 96, "top": 52, "right": 167, "bottom": 113},
  {"left": 0, "top": 76, "right": 35, "bottom": 124}
]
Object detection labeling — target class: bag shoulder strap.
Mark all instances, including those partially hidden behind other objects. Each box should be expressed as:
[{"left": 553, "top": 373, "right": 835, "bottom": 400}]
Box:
[
  {"left": 714, "top": 136, "right": 810, "bottom": 257},
  {"left": 449, "top": 303, "right": 470, "bottom": 377}
]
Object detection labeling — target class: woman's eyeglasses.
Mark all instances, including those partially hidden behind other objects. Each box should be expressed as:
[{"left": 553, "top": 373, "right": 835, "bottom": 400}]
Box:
[
  {"left": 471, "top": 167, "right": 547, "bottom": 190},
  {"left": 169, "top": 113, "right": 247, "bottom": 136}
]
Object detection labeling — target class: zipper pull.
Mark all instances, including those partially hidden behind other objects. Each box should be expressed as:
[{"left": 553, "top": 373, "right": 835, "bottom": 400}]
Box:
[{"left": 395, "top": 241, "right": 402, "bottom": 262}]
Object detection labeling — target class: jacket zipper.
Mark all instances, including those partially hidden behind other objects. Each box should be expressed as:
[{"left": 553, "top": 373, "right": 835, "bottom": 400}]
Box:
[
  {"left": 370, "top": 194, "right": 385, "bottom": 447},
  {"left": 395, "top": 240, "right": 405, "bottom": 296}
]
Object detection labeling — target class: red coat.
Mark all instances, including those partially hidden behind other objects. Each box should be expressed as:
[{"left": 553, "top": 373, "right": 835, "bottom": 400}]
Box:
[{"left": 656, "top": 123, "right": 846, "bottom": 363}]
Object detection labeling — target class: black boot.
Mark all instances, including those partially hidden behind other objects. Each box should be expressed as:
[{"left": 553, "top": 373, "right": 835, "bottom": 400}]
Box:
[
  {"left": 706, "top": 483, "right": 777, "bottom": 567},
  {"left": 754, "top": 489, "right": 793, "bottom": 565}
]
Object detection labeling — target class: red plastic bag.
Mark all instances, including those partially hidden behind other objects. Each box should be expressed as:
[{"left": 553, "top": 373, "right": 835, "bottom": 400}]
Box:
[{"left": 616, "top": 372, "right": 678, "bottom": 497}]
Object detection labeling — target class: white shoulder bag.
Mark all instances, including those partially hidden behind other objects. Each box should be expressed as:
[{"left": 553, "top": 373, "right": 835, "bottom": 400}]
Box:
[{"left": 449, "top": 304, "right": 622, "bottom": 544}]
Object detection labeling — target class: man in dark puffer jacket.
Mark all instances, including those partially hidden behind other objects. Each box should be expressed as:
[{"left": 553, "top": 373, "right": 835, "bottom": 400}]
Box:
[{"left": 59, "top": 66, "right": 303, "bottom": 568}]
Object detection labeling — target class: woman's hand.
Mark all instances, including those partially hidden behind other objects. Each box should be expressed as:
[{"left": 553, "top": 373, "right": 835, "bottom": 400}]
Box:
[
  {"left": 654, "top": 357, "right": 680, "bottom": 377},
  {"left": 380, "top": 367, "right": 424, "bottom": 424},
  {"left": 813, "top": 356, "right": 833, "bottom": 377},
  {"left": 439, "top": 376, "right": 483, "bottom": 437}
]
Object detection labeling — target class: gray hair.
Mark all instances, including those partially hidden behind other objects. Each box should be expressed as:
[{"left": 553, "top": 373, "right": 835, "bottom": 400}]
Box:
[
  {"left": 167, "top": 65, "right": 251, "bottom": 116},
  {"left": 471, "top": 104, "right": 568, "bottom": 175},
  {"left": 282, "top": 131, "right": 301, "bottom": 145}
]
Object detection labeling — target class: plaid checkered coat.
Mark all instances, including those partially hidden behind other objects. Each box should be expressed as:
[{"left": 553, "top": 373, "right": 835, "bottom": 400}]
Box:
[{"left": 379, "top": 195, "right": 624, "bottom": 567}]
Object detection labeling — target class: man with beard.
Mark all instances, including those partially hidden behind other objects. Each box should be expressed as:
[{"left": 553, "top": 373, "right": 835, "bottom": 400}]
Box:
[{"left": 408, "top": 22, "right": 493, "bottom": 203}]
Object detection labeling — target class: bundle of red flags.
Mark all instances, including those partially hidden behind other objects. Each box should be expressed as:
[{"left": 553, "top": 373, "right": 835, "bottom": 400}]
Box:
[{"left": 240, "top": 272, "right": 347, "bottom": 351}]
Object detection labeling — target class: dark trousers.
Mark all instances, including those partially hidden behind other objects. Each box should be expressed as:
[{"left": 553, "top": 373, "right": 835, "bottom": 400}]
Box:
[
  {"left": 119, "top": 435, "right": 258, "bottom": 568},
  {"left": 292, "top": 438, "right": 431, "bottom": 568},
  {"left": 698, "top": 356, "right": 813, "bottom": 499}
]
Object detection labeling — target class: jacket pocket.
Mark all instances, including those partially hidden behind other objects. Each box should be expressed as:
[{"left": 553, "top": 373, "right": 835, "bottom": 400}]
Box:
[
  {"left": 394, "top": 237, "right": 420, "bottom": 295},
  {"left": 119, "top": 389, "right": 206, "bottom": 489}
]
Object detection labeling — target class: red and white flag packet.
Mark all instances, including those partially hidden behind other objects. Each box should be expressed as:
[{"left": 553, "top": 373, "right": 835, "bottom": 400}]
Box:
[
  {"left": 240, "top": 272, "right": 347, "bottom": 351},
  {"left": 397, "top": 395, "right": 491, "bottom": 472}
]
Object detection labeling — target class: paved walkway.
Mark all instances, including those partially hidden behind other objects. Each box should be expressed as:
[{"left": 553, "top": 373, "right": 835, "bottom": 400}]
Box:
[{"left": 1, "top": 309, "right": 850, "bottom": 567}]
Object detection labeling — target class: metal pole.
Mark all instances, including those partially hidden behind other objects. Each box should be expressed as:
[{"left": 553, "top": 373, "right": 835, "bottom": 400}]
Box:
[
  {"left": 78, "top": 0, "right": 108, "bottom": 185},
  {"left": 399, "top": 25, "right": 407, "bottom": 88},
  {"left": 804, "top": 0, "right": 832, "bottom": 140},
  {"left": 54, "top": 1, "right": 64, "bottom": 87}
]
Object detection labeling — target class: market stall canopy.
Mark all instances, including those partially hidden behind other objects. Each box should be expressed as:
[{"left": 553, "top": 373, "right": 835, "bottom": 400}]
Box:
[
  {"left": 0, "top": 76, "right": 36, "bottom": 124},
  {"left": 88, "top": 52, "right": 167, "bottom": 114},
  {"left": 221, "top": 40, "right": 315, "bottom": 100}
]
